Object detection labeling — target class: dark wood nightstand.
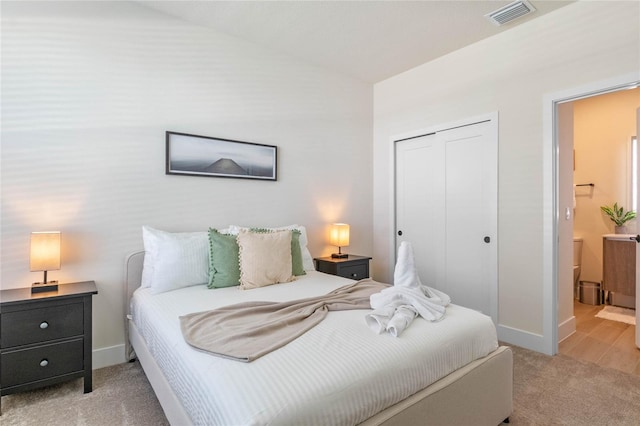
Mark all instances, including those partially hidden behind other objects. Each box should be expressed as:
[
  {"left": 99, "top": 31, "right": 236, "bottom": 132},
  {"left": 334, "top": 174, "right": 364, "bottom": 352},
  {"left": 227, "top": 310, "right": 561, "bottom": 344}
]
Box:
[
  {"left": 314, "top": 255, "right": 372, "bottom": 280},
  {"left": 0, "top": 281, "right": 98, "bottom": 413}
]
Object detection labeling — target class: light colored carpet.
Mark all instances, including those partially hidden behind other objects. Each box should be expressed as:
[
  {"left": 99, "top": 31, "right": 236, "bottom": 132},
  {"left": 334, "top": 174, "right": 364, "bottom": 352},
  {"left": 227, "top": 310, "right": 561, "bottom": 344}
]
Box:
[
  {"left": 596, "top": 305, "right": 636, "bottom": 325},
  {"left": 1, "top": 361, "right": 168, "bottom": 426},
  {"left": 3, "top": 346, "right": 640, "bottom": 425},
  {"left": 511, "top": 346, "right": 640, "bottom": 425}
]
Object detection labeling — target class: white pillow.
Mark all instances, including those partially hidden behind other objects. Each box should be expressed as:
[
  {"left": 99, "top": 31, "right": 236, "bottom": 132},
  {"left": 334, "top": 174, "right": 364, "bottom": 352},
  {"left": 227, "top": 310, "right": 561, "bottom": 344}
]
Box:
[
  {"left": 237, "top": 229, "right": 294, "bottom": 290},
  {"left": 228, "top": 224, "right": 315, "bottom": 271},
  {"left": 141, "top": 226, "right": 209, "bottom": 294}
]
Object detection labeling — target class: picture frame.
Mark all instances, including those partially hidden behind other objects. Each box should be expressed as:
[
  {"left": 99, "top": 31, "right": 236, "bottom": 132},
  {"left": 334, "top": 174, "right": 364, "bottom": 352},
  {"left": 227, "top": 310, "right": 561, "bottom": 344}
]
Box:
[{"left": 166, "top": 131, "right": 277, "bottom": 181}]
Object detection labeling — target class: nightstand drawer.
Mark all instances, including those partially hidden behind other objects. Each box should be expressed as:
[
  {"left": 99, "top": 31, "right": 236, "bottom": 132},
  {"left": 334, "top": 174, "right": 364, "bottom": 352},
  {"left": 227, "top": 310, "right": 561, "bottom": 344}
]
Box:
[
  {"left": 338, "top": 264, "right": 368, "bottom": 280},
  {"left": 1, "top": 302, "right": 84, "bottom": 348},
  {"left": 314, "top": 255, "right": 372, "bottom": 280},
  {"left": 1, "top": 338, "right": 84, "bottom": 388}
]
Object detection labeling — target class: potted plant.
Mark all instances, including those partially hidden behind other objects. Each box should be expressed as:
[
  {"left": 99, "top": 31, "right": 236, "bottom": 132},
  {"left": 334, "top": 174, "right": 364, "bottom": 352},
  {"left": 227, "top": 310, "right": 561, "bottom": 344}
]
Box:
[{"left": 600, "top": 202, "right": 636, "bottom": 234}]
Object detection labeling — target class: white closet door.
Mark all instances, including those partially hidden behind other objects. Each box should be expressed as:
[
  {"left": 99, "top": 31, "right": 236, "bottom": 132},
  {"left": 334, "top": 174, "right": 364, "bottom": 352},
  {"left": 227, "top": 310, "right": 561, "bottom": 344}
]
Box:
[
  {"left": 438, "top": 121, "right": 497, "bottom": 318},
  {"left": 395, "top": 118, "right": 497, "bottom": 322},
  {"left": 395, "top": 133, "right": 440, "bottom": 286}
]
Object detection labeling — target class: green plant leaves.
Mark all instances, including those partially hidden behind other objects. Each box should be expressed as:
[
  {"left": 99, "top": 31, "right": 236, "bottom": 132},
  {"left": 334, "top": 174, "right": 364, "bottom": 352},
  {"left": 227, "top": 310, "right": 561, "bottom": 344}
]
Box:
[{"left": 600, "top": 202, "right": 637, "bottom": 226}]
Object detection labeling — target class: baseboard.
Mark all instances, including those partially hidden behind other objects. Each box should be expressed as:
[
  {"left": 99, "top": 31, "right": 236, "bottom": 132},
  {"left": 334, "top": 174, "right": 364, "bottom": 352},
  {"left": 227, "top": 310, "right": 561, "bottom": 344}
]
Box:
[
  {"left": 558, "top": 316, "right": 576, "bottom": 343},
  {"left": 497, "top": 324, "right": 548, "bottom": 354},
  {"left": 93, "top": 344, "right": 126, "bottom": 369}
]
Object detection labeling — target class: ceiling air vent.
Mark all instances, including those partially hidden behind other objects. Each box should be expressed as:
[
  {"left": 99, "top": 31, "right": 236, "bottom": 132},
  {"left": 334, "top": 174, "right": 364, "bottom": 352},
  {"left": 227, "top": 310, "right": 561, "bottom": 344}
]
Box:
[{"left": 485, "top": 0, "right": 536, "bottom": 26}]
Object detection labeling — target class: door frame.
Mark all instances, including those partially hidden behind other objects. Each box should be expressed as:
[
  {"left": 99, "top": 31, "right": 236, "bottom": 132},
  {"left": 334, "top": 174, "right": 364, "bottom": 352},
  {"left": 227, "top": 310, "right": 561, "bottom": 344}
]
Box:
[
  {"left": 636, "top": 109, "right": 640, "bottom": 349},
  {"left": 390, "top": 111, "right": 499, "bottom": 324},
  {"left": 542, "top": 72, "right": 640, "bottom": 355}
]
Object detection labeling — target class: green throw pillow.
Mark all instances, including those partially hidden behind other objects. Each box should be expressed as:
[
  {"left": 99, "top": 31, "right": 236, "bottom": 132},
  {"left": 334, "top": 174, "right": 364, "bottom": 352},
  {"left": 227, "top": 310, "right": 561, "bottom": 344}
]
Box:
[
  {"left": 290, "top": 230, "right": 306, "bottom": 276},
  {"left": 208, "top": 228, "right": 240, "bottom": 288},
  {"left": 251, "top": 228, "right": 306, "bottom": 276}
]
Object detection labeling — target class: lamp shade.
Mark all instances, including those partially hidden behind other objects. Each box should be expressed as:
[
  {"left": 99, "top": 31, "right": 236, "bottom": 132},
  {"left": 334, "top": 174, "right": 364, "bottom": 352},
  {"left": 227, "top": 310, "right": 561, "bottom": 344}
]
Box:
[
  {"left": 329, "top": 223, "right": 350, "bottom": 247},
  {"left": 30, "top": 231, "right": 61, "bottom": 272}
]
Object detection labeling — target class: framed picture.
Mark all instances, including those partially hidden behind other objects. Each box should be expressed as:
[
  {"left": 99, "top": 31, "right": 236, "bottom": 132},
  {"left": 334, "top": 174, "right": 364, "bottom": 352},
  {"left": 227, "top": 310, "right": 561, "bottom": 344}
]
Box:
[{"left": 166, "top": 131, "right": 277, "bottom": 181}]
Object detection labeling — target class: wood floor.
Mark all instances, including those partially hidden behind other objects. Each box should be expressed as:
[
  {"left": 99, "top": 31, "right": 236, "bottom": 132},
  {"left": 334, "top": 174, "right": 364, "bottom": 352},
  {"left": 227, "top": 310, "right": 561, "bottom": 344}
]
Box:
[{"left": 559, "top": 300, "right": 640, "bottom": 375}]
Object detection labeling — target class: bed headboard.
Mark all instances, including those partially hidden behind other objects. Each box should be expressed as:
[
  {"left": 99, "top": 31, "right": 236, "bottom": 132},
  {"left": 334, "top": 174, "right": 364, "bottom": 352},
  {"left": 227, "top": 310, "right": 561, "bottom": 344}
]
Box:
[{"left": 124, "top": 250, "right": 144, "bottom": 361}]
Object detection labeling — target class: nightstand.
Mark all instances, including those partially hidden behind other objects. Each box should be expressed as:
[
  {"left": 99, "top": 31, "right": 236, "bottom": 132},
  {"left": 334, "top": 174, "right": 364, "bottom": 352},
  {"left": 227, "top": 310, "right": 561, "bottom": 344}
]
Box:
[
  {"left": 314, "top": 255, "right": 372, "bottom": 280},
  {"left": 0, "top": 281, "right": 98, "bottom": 413}
]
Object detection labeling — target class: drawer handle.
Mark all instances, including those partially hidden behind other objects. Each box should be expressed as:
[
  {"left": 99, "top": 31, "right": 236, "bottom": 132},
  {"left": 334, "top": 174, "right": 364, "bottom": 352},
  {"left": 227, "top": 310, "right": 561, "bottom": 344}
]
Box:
[
  {"left": 40, "top": 321, "right": 49, "bottom": 329},
  {"left": 40, "top": 359, "right": 49, "bottom": 367},
  {"left": 351, "top": 273, "right": 358, "bottom": 278}
]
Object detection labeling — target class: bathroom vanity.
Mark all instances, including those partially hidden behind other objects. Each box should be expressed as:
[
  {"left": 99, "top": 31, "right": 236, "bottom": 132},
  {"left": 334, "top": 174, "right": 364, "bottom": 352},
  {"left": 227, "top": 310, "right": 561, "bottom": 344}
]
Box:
[{"left": 602, "top": 234, "right": 636, "bottom": 309}]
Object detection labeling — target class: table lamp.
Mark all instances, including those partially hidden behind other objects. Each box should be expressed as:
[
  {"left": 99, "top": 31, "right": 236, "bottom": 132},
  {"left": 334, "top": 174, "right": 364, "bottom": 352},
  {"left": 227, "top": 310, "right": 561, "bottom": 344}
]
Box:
[
  {"left": 30, "top": 231, "right": 61, "bottom": 293},
  {"left": 330, "top": 223, "right": 350, "bottom": 258}
]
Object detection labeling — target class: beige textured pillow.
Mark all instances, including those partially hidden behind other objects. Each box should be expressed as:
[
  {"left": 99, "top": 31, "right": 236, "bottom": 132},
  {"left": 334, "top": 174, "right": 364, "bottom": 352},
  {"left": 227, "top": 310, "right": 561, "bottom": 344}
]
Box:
[{"left": 237, "top": 229, "right": 295, "bottom": 289}]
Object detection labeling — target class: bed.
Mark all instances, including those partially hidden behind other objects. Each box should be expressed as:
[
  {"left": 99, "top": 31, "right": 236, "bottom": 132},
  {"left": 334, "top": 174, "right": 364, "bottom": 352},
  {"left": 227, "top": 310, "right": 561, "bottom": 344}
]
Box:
[{"left": 124, "top": 228, "right": 512, "bottom": 425}]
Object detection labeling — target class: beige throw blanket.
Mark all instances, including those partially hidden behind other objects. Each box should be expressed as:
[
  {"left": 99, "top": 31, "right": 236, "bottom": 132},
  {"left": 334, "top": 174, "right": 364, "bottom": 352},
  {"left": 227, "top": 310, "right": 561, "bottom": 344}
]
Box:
[{"left": 180, "top": 279, "right": 389, "bottom": 362}]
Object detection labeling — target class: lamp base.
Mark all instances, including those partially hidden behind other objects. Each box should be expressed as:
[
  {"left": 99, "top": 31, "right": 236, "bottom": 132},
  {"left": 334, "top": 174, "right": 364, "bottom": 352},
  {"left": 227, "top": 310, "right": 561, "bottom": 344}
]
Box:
[
  {"left": 31, "top": 281, "right": 59, "bottom": 294},
  {"left": 331, "top": 253, "right": 348, "bottom": 259}
]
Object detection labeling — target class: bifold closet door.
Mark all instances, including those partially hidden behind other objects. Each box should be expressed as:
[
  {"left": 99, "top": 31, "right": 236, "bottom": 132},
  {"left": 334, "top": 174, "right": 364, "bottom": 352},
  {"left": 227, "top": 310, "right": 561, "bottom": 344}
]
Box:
[{"left": 395, "top": 119, "right": 497, "bottom": 322}]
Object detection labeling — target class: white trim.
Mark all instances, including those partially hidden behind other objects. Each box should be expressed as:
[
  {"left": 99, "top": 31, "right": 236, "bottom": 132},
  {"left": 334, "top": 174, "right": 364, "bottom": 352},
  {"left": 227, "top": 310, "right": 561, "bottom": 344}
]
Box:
[
  {"left": 629, "top": 136, "right": 638, "bottom": 213},
  {"left": 542, "top": 72, "right": 640, "bottom": 356},
  {"left": 391, "top": 112, "right": 497, "bottom": 145},
  {"left": 387, "top": 130, "right": 398, "bottom": 284},
  {"left": 636, "top": 109, "right": 640, "bottom": 349},
  {"left": 92, "top": 344, "right": 126, "bottom": 370},
  {"left": 497, "top": 324, "right": 545, "bottom": 353},
  {"left": 542, "top": 90, "right": 558, "bottom": 356},
  {"left": 557, "top": 316, "right": 576, "bottom": 343}
]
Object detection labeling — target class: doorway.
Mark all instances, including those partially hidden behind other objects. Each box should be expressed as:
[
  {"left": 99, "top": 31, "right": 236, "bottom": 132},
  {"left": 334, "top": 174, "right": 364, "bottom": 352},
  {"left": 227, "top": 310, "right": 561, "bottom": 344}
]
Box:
[
  {"left": 544, "top": 73, "right": 640, "bottom": 356},
  {"left": 557, "top": 87, "right": 640, "bottom": 373}
]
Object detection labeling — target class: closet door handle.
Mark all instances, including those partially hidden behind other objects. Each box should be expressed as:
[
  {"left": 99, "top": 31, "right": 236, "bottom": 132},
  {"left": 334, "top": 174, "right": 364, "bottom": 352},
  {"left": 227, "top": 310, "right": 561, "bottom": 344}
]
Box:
[{"left": 484, "top": 236, "right": 491, "bottom": 243}]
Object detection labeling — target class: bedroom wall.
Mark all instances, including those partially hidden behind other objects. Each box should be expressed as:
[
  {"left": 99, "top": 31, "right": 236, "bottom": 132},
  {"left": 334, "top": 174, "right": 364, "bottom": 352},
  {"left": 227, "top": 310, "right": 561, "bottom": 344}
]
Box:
[
  {"left": 373, "top": 1, "right": 640, "bottom": 350},
  {"left": 1, "top": 1, "right": 373, "bottom": 366}
]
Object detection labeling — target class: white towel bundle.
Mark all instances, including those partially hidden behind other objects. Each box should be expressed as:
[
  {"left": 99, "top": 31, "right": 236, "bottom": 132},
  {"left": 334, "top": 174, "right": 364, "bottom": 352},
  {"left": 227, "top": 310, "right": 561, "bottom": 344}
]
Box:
[
  {"left": 386, "top": 305, "right": 418, "bottom": 337},
  {"left": 366, "top": 241, "right": 450, "bottom": 337},
  {"left": 365, "top": 303, "right": 400, "bottom": 334}
]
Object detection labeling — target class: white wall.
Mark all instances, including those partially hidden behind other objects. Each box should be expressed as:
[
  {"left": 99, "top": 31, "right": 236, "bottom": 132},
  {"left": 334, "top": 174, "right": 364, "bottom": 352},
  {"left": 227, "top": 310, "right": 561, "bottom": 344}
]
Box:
[
  {"left": 373, "top": 1, "right": 640, "bottom": 351},
  {"left": 1, "top": 1, "right": 373, "bottom": 366}
]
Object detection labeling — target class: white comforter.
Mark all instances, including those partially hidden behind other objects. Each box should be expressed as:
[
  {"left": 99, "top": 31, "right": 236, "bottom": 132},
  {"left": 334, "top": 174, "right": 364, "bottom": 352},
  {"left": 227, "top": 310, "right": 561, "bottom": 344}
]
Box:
[{"left": 131, "top": 271, "right": 498, "bottom": 425}]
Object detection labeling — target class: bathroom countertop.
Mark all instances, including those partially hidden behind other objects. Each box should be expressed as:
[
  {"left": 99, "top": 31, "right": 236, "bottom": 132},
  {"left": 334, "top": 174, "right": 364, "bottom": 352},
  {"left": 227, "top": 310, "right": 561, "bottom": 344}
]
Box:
[{"left": 603, "top": 234, "right": 637, "bottom": 240}]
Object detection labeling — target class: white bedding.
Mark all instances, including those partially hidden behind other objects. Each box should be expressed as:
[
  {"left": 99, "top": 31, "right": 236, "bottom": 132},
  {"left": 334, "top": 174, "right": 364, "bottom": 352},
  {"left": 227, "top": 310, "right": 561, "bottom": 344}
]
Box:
[{"left": 131, "top": 271, "right": 498, "bottom": 425}]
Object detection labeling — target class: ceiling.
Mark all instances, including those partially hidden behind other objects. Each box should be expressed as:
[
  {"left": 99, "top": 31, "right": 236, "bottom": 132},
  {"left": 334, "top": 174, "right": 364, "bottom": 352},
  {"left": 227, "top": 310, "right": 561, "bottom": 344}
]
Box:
[{"left": 136, "top": 1, "right": 573, "bottom": 83}]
